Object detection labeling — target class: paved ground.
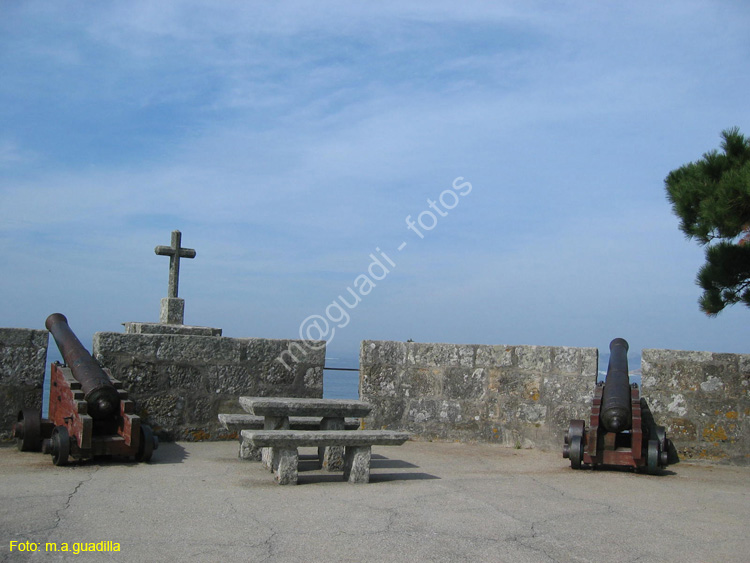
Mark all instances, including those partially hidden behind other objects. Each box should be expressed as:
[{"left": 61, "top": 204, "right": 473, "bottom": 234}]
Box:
[{"left": 1, "top": 440, "right": 748, "bottom": 562}]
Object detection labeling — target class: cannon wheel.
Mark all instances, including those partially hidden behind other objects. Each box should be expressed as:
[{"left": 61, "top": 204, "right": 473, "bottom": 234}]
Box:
[
  {"left": 646, "top": 440, "right": 660, "bottom": 475},
  {"left": 563, "top": 420, "right": 585, "bottom": 459},
  {"left": 15, "top": 409, "right": 42, "bottom": 452},
  {"left": 569, "top": 435, "right": 584, "bottom": 469},
  {"left": 567, "top": 420, "right": 585, "bottom": 442},
  {"left": 50, "top": 426, "right": 70, "bottom": 466},
  {"left": 135, "top": 425, "right": 155, "bottom": 463}
]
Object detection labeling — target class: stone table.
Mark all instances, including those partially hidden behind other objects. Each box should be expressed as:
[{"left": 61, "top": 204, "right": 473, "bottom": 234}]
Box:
[{"left": 239, "top": 397, "right": 372, "bottom": 469}]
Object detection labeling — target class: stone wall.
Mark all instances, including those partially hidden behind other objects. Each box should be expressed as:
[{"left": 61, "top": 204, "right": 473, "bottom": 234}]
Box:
[
  {"left": 360, "top": 340, "right": 597, "bottom": 449},
  {"left": 93, "top": 332, "right": 325, "bottom": 441},
  {"left": 642, "top": 349, "right": 749, "bottom": 465},
  {"left": 0, "top": 328, "right": 48, "bottom": 441}
]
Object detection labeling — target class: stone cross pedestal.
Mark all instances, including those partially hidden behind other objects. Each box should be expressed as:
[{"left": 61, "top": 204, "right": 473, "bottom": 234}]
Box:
[{"left": 155, "top": 230, "right": 196, "bottom": 325}]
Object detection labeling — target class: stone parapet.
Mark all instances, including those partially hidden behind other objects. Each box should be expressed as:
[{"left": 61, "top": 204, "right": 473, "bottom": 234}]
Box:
[
  {"left": 642, "top": 348, "right": 749, "bottom": 465},
  {"left": 0, "top": 328, "right": 48, "bottom": 441},
  {"left": 123, "top": 322, "right": 222, "bottom": 337},
  {"left": 360, "top": 340, "right": 597, "bottom": 450},
  {"left": 93, "top": 332, "right": 325, "bottom": 441}
]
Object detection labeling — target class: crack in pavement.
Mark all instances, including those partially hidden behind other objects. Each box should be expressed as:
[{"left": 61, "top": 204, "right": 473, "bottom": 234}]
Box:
[
  {"left": 39, "top": 466, "right": 101, "bottom": 539},
  {"left": 259, "top": 530, "right": 278, "bottom": 562}
]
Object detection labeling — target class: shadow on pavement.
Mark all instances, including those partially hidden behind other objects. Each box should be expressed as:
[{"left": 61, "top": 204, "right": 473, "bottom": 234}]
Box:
[{"left": 294, "top": 453, "right": 440, "bottom": 484}]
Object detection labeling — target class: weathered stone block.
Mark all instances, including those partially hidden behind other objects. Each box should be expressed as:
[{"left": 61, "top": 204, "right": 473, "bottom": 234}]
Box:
[
  {"left": 155, "top": 335, "right": 243, "bottom": 363},
  {"left": 489, "top": 370, "right": 542, "bottom": 403},
  {"left": 94, "top": 332, "right": 163, "bottom": 362},
  {"left": 0, "top": 328, "right": 48, "bottom": 386},
  {"left": 406, "top": 397, "right": 439, "bottom": 425},
  {"left": 698, "top": 375, "right": 726, "bottom": 396},
  {"left": 362, "top": 397, "right": 405, "bottom": 430},
  {"left": 302, "top": 367, "right": 323, "bottom": 393},
  {"left": 261, "top": 361, "right": 298, "bottom": 387},
  {"left": 406, "top": 398, "right": 467, "bottom": 426},
  {"left": 516, "top": 346, "right": 553, "bottom": 373},
  {"left": 207, "top": 365, "right": 256, "bottom": 396},
  {"left": 187, "top": 396, "right": 215, "bottom": 425},
  {"left": 402, "top": 367, "right": 443, "bottom": 398},
  {"left": 515, "top": 402, "right": 547, "bottom": 424},
  {"left": 671, "top": 358, "right": 716, "bottom": 390},
  {"left": 361, "top": 340, "right": 407, "bottom": 366},
  {"left": 166, "top": 363, "right": 209, "bottom": 392},
  {"left": 115, "top": 360, "right": 167, "bottom": 393},
  {"left": 475, "top": 345, "right": 513, "bottom": 368},
  {"left": 443, "top": 367, "right": 486, "bottom": 400},
  {"left": 700, "top": 421, "right": 737, "bottom": 444},
  {"left": 580, "top": 349, "right": 598, "bottom": 378},
  {"left": 547, "top": 404, "right": 589, "bottom": 437},
  {"left": 553, "top": 347, "right": 581, "bottom": 375},
  {"left": 138, "top": 393, "right": 185, "bottom": 437},
  {"left": 360, "top": 365, "right": 401, "bottom": 398},
  {"left": 662, "top": 417, "right": 698, "bottom": 441},
  {"left": 677, "top": 442, "right": 731, "bottom": 463},
  {"left": 0, "top": 328, "right": 48, "bottom": 441},
  {"left": 542, "top": 374, "right": 592, "bottom": 405},
  {"left": 717, "top": 362, "right": 750, "bottom": 399},
  {"left": 406, "top": 342, "right": 474, "bottom": 368}
]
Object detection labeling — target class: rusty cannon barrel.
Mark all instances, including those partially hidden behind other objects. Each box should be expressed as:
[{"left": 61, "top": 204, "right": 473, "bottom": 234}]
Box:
[
  {"left": 600, "top": 337, "right": 632, "bottom": 433},
  {"left": 45, "top": 313, "right": 120, "bottom": 420}
]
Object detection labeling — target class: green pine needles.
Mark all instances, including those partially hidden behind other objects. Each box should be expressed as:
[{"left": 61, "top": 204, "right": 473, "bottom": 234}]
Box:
[{"left": 665, "top": 127, "right": 750, "bottom": 316}]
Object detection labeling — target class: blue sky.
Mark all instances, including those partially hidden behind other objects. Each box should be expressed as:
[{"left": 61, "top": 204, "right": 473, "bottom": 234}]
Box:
[{"left": 1, "top": 1, "right": 749, "bottom": 362}]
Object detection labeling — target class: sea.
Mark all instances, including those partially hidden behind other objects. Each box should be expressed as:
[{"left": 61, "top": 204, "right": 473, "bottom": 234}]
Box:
[{"left": 322, "top": 355, "right": 361, "bottom": 399}]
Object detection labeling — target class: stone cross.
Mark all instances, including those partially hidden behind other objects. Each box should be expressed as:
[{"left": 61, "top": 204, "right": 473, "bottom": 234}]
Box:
[
  {"left": 155, "top": 230, "right": 196, "bottom": 299},
  {"left": 154, "top": 230, "right": 196, "bottom": 324}
]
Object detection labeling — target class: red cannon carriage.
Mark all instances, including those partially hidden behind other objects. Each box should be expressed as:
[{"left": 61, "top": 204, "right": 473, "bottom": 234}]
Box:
[
  {"left": 13, "top": 314, "right": 157, "bottom": 465},
  {"left": 563, "top": 338, "right": 677, "bottom": 474}
]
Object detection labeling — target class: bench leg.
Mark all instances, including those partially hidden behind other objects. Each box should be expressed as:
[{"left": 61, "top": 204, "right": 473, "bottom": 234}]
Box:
[
  {"left": 239, "top": 436, "right": 262, "bottom": 461},
  {"left": 261, "top": 416, "right": 290, "bottom": 470},
  {"left": 272, "top": 447, "right": 299, "bottom": 485},
  {"left": 319, "top": 417, "right": 345, "bottom": 471},
  {"left": 343, "top": 446, "right": 371, "bottom": 484},
  {"left": 261, "top": 447, "right": 276, "bottom": 471}
]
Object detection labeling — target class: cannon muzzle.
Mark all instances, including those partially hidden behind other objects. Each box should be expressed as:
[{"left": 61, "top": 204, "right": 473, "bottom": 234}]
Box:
[
  {"left": 45, "top": 313, "right": 120, "bottom": 420},
  {"left": 600, "top": 337, "right": 632, "bottom": 433}
]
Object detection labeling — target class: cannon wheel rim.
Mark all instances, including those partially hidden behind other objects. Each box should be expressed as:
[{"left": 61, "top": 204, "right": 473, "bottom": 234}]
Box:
[
  {"left": 566, "top": 420, "right": 585, "bottom": 443},
  {"left": 646, "top": 440, "right": 660, "bottom": 475},
  {"left": 51, "top": 426, "right": 70, "bottom": 466},
  {"left": 16, "top": 409, "right": 42, "bottom": 452},
  {"left": 654, "top": 425, "right": 667, "bottom": 450},
  {"left": 135, "top": 425, "right": 154, "bottom": 463},
  {"left": 569, "top": 435, "right": 584, "bottom": 469}
]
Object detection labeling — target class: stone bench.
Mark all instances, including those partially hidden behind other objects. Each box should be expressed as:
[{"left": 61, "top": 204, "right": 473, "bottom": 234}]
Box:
[
  {"left": 218, "top": 413, "right": 361, "bottom": 432},
  {"left": 241, "top": 429, "right": 410, "bottom": 485},
  {"left": 218, "top": 414, "right": 361, "bottom": 460}
]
